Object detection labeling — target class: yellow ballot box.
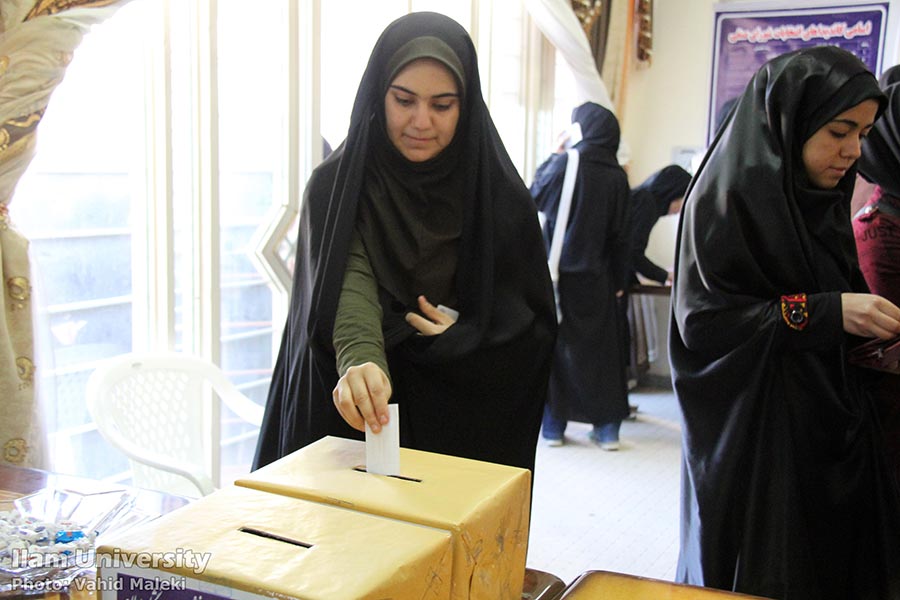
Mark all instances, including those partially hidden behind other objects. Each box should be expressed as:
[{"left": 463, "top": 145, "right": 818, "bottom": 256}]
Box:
[
  {"left": 558, "top": 571, "right": 774, "bottom": 599},
  {"left": 95, "top": 485, "right": 452, "bottom": 600},
  {"left": 235, "top": 436, "right": 531, "bottom": 600}
]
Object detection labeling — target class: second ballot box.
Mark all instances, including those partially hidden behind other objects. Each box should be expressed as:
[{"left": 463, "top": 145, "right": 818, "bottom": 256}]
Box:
[{"left": 95, "top": 485, "right": 452, "bottom": 600}]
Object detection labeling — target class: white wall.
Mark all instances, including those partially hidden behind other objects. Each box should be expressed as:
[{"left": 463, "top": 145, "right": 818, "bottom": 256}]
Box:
[
  {"left": 619, "top": 0, "right": 720, "bottom": 275},
  {"left": 620, "top": 0, "right": 719, "bottom": 184}
]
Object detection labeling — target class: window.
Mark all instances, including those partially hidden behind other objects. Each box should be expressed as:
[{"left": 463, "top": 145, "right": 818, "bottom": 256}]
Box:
[
  {"left": 12, "top": 0, "right": 551, "bottom": 484},
  {"left": 14, "top": 0, "right": 291, "bottom": 483},
  {"left": 14, "top": 1, "right": 149, "bottom": 479}
]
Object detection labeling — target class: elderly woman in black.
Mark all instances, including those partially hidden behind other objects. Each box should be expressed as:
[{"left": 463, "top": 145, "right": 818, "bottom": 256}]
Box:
[
  {"left": 253, "top": 12, "right": 556, "bottom": 473},
  {"left": 670, "top": 46, "right": 900, "bottom": 599}
]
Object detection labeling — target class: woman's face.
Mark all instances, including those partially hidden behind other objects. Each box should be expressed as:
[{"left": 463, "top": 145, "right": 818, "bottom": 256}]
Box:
[
  {"left": 384, "top": 58, "right": 460, "bottom": 162},
  {"left": 801, "top": 99, "right": 879, "bottom": 189}
]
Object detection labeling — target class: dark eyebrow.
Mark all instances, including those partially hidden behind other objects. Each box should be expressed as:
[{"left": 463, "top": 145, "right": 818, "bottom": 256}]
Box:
[
  {"left": 389, "top": 84, "right": 459, "bottom": 99},
  {"left": 830, "top": 118, "right": 874, "bottom": 129}
]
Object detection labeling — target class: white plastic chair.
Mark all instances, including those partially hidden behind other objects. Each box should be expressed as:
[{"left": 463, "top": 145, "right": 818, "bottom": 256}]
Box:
[{"left": 85, "top": 352, "right": 264, "bottom": 498}]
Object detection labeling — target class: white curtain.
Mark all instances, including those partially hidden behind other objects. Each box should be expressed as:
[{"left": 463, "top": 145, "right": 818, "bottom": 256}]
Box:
[
  {"left": 523, "top": 0, "right": 614, "bottom": 109},
  {"left": 523, "top": 0, "right": 630, "bottom": 164},
  {"left": 0, "top": 0, "right": 132, "bottom": 469}
]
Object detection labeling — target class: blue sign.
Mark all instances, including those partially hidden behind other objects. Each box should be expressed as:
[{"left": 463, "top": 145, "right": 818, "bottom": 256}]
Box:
[{"left": 709, "top": 3, "right": 890, "bottom": 141}]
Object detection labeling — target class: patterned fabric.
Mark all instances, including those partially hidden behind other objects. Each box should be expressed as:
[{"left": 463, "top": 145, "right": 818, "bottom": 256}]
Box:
[
  {"left": 0, "top": 0, "right": 131, "bottom": 468},
  {"left": 25, "top": 0, "right": 122, "bottom": 21},
  {"left": 780, "top": 293, "right": 809, "bottom": 331}
]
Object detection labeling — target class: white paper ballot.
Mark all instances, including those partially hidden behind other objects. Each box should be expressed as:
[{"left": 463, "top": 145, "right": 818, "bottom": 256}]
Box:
[{"left": 365, "top": 404, "right": 400, "bottom": 476}]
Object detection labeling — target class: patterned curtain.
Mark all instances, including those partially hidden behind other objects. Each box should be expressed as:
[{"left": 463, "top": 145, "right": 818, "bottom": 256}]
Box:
[
  {"left": 0, "top": 0, "right": 131, "bottom": 468},
  {"left": 599, "top": 0, "right": 632, "bottom": 116}
]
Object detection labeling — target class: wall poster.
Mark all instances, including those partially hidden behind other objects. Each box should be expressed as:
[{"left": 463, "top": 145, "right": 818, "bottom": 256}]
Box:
[{"left": 709, "top": 1, "right": 895, "bottom": 143}]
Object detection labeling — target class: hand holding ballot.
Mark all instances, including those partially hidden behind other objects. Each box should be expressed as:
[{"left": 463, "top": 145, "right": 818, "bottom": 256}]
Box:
[{"left": 332, "top": 362, "right": 391, "bottom": 434}]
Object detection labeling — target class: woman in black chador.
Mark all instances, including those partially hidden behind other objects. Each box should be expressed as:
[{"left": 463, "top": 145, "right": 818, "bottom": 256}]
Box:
[
  {"left": 627, "top": 164, "right": 692, "bottom": 286},
  {"left": 253, "top": 12, "right": 556, "bottom": 473},
  {"left": 670, "top": 46, "right": 900, "bottom": 599},
  {"left": 530, "top": 102, "right": 630, "bottom": 449}
]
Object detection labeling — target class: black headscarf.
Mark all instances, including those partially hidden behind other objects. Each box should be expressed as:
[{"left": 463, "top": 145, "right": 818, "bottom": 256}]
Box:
[
  {"left": 681, "top": 46, "right": 885, "bottom": 308},
  {"left": 671, "top": 46, "right": 900, "bottom": 599},
  {"left": 531, "top": 102, "right": 622, "bottom": 275},
  {"left": 626, "top": 165, "right": 691, "bottom": 284},
  {"left": 633, "top": 165, "right": 692, "bottom": 218},
  {"left": 356, "top": 36, "right": 466, "bottom": 312},
  {"left": 879, "top": 64, "right": 900, "bottom": 88},
  {"left": 859, "top": 82, "right": 900, "bottom": 197},
  {"left": 254, "top": 12, "right": 556, "bottom": 472}
]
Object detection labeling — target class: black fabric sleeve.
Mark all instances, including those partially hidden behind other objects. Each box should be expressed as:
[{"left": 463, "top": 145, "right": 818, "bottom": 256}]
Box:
[
  {"left": 609, "top": 176, "right": 631, "bottom": 292},
  {"left": 332, "top": 230, "right": 391, "bottom": 381},
  {"left": 635, "top": 254, "right": 669, "bottom": 284},
  {"left": 778, "top": 291, "right": 844, "bottom": 351},
  {"left": 530, "top": 154, "right": 558, "bottom": 196},
  {"left": 629, "top": 201, "right": 669, "bottom": 283},
  {"left": 676, "top": 291, "right": 843, "bottom": 355}
]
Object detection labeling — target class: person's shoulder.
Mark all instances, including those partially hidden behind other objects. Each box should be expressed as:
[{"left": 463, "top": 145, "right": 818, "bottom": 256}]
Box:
[
  {"left": 302, "top": 152, "right": 343, "bottom": 204},
  {"left": 592, "top": 163, "right": 629, "bottom": 187},
  {"left": 309, "top": 154, "right": 341, "bottom": 187}
]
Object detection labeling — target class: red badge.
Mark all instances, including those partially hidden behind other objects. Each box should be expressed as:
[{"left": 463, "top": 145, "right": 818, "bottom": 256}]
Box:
[{"left": 781, "top": 293, "right": 808, "bottom": 331}]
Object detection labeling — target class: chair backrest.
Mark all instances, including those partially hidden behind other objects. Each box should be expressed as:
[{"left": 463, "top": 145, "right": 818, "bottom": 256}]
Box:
[{"left": 85, "top": 352, "right": 263, "bottom": 497}]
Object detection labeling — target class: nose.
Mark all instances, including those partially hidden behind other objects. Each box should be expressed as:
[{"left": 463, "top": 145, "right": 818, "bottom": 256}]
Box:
[
  {"left": 411, "top": 103, "right": 431, "bottom": 130},
  {"left": 843, "top": 136, "right": 863, "bottom": 160}
]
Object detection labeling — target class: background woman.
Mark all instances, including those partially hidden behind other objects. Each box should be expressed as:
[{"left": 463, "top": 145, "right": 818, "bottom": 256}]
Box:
[
  {"left": 530, "top": 102, "right": 630, "bottom": 450},
  {"left": 253, "top": 12, "right": 556, "bottom": 473},
  {"left": 627, "top": 164, "right": 692, "bottom": 286},
  {"left": 670, "top": 46, "right": 900, "bottom": 599}
]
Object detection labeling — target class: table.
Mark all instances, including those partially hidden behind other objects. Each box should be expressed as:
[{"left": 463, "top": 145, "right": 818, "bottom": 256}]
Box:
[
  {"left": 559, "top": 571, "right": 773, "bottom": 599},
  {"left": 0, "top": 464, "right": 190, "bottom": 600},
  {"left": 0, "top": 465, "right": 189, "bottom": 516},
  {"left": 626, "top": 283, "right": 672, "bottom": 385},
  {"left": 522, "top": 567, "right": 566, "bottom": 599},
  {"left": 629, "top": 283, "right": 672, "bottom": 297}
]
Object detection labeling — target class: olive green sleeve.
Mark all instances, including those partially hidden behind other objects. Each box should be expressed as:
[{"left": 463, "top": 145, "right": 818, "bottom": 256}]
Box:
[{"left": 333, "top": 230, "right": 391, "bottom": 381}]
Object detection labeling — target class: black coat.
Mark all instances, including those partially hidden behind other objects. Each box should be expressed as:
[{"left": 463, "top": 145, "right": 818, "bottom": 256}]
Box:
[
  {"left": 253, "top": 12, "right": 556, "bottom": 473},
  {"left": 531, "top": 102, "right": 629, "bottom": 426},
  {"left": 670, "top": 46, "right": 900, "bottom": 599}
]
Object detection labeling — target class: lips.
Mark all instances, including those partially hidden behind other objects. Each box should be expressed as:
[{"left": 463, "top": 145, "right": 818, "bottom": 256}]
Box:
[{"left": 403, "top": 134, "right": 433, "bottom": 147}]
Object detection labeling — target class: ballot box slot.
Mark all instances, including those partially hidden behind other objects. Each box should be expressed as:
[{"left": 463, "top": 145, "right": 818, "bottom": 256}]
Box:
[
  {"left": 239, "top": 526, "right": 314, "bottom": 549},
  {"left": 352, "top": 466, "right": 422, "bottom": 483}
]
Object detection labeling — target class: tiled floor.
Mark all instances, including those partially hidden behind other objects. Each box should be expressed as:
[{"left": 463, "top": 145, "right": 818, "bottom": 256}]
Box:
[{"left": 526, "top": 385, "right": 682, "bottom": 587}]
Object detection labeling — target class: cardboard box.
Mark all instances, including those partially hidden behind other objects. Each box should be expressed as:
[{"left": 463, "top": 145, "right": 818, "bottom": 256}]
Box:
[
  {"left": 96, "top": 485, "right": 452, "bottom": 600},
  {"left": 559, "top": 571, "right": 773, "bottom": 599},
  {"left": 235, "top": 436, "right": 531, "bottom": 600}
]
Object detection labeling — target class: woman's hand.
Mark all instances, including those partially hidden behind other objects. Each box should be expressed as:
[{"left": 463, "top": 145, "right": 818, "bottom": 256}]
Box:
[
  {"left": 405, "top": 295, "right": 456, "bottom": 336},
  {"left": 554, "top": 130, "right": 570, "bottom": 154},
  {"left": 332, "top": 362, "right": 392, "bottom": 433},
  {"left": 841, "top": 293, "right": 900, "bottom": 339}
]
